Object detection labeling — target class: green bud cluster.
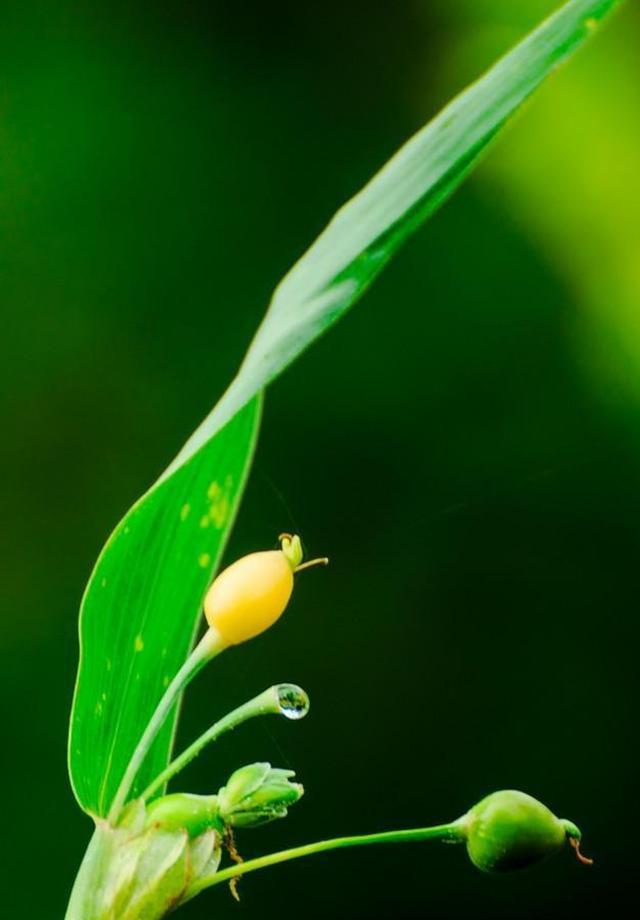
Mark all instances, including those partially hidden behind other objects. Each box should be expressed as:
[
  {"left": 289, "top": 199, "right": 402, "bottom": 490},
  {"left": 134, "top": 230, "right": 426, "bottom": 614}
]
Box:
[{"left": 218, "top": 762, "right": 304, "bottom": 828}]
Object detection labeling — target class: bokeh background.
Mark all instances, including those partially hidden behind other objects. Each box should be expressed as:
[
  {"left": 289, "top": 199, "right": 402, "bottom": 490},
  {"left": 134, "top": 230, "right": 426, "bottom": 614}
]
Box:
[{"left": 2, "top": 1, "right": 639, "bottom": 917}]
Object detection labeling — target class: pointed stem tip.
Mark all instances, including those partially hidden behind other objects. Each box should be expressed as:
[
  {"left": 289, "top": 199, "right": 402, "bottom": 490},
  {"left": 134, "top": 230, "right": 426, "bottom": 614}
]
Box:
[{"left": 570, "top": 836, "right": 594, "bottom": 866}]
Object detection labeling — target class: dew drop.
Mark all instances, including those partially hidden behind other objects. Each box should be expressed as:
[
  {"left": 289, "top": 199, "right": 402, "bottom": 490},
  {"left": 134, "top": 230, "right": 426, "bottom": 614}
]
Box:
[{"left": 276, "top": 684, "right": 310, "bottom": 720}]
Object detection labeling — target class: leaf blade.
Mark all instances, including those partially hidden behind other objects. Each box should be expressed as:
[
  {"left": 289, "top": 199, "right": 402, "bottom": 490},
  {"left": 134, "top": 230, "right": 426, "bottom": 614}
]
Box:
[
  {"left": 68, "top": 0, "right": 622, "bottom": 818},
  {"left": 69, "top": 397, "right": 261, "bottom": 815},
  {"left": 173, "top": 0, "right": 621, "bottom": 462}
]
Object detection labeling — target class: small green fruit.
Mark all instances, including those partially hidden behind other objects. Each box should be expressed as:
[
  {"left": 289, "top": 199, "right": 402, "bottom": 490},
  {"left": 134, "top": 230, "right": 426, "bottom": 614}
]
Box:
[
  {"left": 464, "top": 790, "right": 584, "bottom": 873},
  {"left": 145, "top": 793, "right": 222, "bottom": 837}
]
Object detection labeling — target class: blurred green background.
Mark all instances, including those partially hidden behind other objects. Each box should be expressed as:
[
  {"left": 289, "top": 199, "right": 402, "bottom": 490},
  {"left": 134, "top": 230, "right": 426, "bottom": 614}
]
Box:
[{"left": 2, "top": 1, "right": 639, "bottom": 917}]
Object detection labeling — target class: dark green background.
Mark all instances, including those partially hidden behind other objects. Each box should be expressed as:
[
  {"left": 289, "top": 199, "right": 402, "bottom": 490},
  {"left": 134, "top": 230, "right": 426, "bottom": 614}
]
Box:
[{"left": 2, "top": 1, "right": 639, "bottom": 917}]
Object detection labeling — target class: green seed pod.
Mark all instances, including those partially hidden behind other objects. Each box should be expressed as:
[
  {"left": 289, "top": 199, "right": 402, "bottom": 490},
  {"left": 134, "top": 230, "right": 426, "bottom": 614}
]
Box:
[
  {"left": 463, "top": 790, "right": 587, "bottom": 873},
  {"left": 145, "top": 792, "right": 223, "bottom": 838},
  {"left": 218, "top": 762, "right": 304, "bottom": 829}
]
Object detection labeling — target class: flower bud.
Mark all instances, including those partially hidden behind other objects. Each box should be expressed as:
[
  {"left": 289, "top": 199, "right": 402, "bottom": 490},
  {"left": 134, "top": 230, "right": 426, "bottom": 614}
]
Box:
[
  {"left": 463, "top": 790, "right": 585, "bottom": 873},
  {"left": 203, "top": 534, "right": 327, "bottom": 646},
  {"left": 145, "top": 793, "right": 222, "bottom": 838},
  {"left": 217, "top": 762, "right": 304, "bottom": 828}
]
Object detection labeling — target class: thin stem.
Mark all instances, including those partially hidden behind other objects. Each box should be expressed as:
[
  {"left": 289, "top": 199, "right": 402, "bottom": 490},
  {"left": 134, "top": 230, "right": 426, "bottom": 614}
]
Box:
[
  {"left": 141, "top": 685, "right": 284, "bottom": 801},
  {"left": 186, "top": 821, "right": 467, "bottom": 901},
  {"left": 294, "top": 557, "right": 329, "bottom": 573},
  {"left": 108, "top": 628, "right": 226, "bottom": 823}
]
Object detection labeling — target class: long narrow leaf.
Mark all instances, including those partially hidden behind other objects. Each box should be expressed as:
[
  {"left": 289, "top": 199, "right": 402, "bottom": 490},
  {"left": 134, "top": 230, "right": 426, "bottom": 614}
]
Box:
[
  {"left": 68, "top": 0, "right": 621, "bottom": 819},
  {"left": 69, "top": 398, "right": 261, "bottom": 815},
  {"left": 170, "top": 0, "right": 621, "bottom": 468}
]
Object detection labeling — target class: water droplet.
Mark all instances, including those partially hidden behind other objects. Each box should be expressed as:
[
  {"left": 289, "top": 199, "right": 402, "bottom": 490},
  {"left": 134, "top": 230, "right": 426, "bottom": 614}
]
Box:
[{"left": 277, "top": 684, "right": 310, "bottom": 720}]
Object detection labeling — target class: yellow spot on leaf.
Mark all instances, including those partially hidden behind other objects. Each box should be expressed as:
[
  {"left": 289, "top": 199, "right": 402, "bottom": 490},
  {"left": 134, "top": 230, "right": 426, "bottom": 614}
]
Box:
[
  {"left": 180, "top": 503, "right": 191, "bottom": 521},
  {"left": 101, "top": 577, "right": 108, "bottom": 588},
  {"left": 585, "top": 16, "right": 597, "bottom": 31},
  {"left": 210, "top": 494, "right": 230, "bottom": 528},
  {"left": 198, "top": 552, "right": 211, "bottom": 568},
  {"left": 205, "top": 478, "right": 232, "bottom": 528},
  {"left": 163, "top": 675, "right": 170, "bottom": 688},
  {"left": 134, "top": 635, "right": 144, "bottom": 652},
  {"left": 95, "top": 702, "right": 103, "bottom": 717},
  {"left": 106, "top": 658, "right": 112, "bottom": 671}
]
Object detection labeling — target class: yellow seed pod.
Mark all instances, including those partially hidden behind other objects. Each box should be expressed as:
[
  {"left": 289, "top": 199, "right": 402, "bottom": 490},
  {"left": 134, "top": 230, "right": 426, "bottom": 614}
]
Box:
[{"left": 204, "top": 534, "right": 327, "bottom": 646}]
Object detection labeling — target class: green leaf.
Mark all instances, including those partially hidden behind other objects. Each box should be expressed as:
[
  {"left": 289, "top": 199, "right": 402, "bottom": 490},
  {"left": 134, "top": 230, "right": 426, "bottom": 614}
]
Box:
[
  {"left": 68, "top": 0, "right": 621, "bottom": 820},
  {"left": 69, "top": 398, "right": 261, "bottom": 816},
  {"left": 171, "top": 0, "right": 621, "bottom": 463}
]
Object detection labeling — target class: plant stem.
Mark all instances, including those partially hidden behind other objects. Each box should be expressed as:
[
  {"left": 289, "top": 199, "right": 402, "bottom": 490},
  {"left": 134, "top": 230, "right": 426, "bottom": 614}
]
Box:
[
  {"left": 186, "top": 821, "right": 468, "bottom": 901},
  {"left": 64, "top": 825, "right": 113, "bottom": 920},
  {"left": 108, "top": 628, "right": 226, "bottom": 823},
  {"left": 141, "top": 685, "right": 284, "bottom": 802}
]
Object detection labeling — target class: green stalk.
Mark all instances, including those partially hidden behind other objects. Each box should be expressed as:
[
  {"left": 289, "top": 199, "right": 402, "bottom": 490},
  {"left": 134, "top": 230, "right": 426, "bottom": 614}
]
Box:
[
  {"left": 108, "top": 628, "right": 226, "bottom": 823},
  {"left": 64, "top": 825, "right": 113, "bottom": 920},
  {"left": 185, "top": 821, "right": 467, "bottom": 901},
  {"left": 141, "top": 685, "right": 289, "bottom": 802}
]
